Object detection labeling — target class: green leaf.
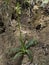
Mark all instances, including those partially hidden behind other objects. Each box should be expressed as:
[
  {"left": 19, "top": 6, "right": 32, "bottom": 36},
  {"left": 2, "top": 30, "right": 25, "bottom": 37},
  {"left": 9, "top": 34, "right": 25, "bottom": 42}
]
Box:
[
  {"left": 24, "top": 0, "right": 30, "bottom": 3},
  {"left": 13, "top": 52, "right": 23, "bottom": 60},
  {"left": 15, "top": 2, "right": 21, "bottom": 15},
  {"left": 26, "top": 39, "right": 38, "bottom": 49},
  {"left": 8, "top": 47, "right": 21, "bottom": 55},
  {"left": 26, "top": 50, "right": 33, "bottom": 63}
]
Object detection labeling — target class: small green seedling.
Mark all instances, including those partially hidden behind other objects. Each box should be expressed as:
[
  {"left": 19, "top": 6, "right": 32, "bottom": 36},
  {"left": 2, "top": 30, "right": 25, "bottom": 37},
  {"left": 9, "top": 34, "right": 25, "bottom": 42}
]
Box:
[{"left": 8, "top": 34, "right": 38, "bottom": 63}]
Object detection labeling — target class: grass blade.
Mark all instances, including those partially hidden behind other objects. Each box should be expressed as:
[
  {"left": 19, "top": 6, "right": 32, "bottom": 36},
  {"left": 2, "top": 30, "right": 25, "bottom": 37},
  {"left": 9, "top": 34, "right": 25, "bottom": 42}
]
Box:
[
  {"left": 7, "top": 47, "right": 21, "bottom": 55},
  {"left": 26, "top": 39, "right": 38, "bottom": 49},
  {"left": 26, "top": 50, "right": 33, "bottom": 63},
  {"left": 13, "top": 52, "right": 23, "bottom": 60}
]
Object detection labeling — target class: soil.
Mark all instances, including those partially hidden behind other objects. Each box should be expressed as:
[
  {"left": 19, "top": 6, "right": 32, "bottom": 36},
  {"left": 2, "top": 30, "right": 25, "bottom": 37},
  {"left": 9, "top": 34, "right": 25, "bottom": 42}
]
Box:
[{"left": 0, "top": 0, "right": 49, "bottom": 65}]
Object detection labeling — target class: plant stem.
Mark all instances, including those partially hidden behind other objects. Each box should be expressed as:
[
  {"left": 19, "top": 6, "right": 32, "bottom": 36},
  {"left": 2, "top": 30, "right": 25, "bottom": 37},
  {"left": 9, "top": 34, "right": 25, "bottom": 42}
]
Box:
[{"left": 17, "top": 17, "right": 25, "bottom": 48}]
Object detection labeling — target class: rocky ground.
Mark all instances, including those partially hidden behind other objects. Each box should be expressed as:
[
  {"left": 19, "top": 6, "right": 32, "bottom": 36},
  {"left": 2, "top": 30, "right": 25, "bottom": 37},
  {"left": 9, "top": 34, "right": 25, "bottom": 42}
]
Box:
[{"left": 0, "top": 0, "right": 49, "bottom": 65}]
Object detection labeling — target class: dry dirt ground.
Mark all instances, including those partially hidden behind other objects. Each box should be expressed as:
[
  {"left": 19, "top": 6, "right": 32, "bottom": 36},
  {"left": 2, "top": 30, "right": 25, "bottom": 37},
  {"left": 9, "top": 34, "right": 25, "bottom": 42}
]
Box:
[{"left": 0, "top": 0, "right": 49, "bottom": 65}]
